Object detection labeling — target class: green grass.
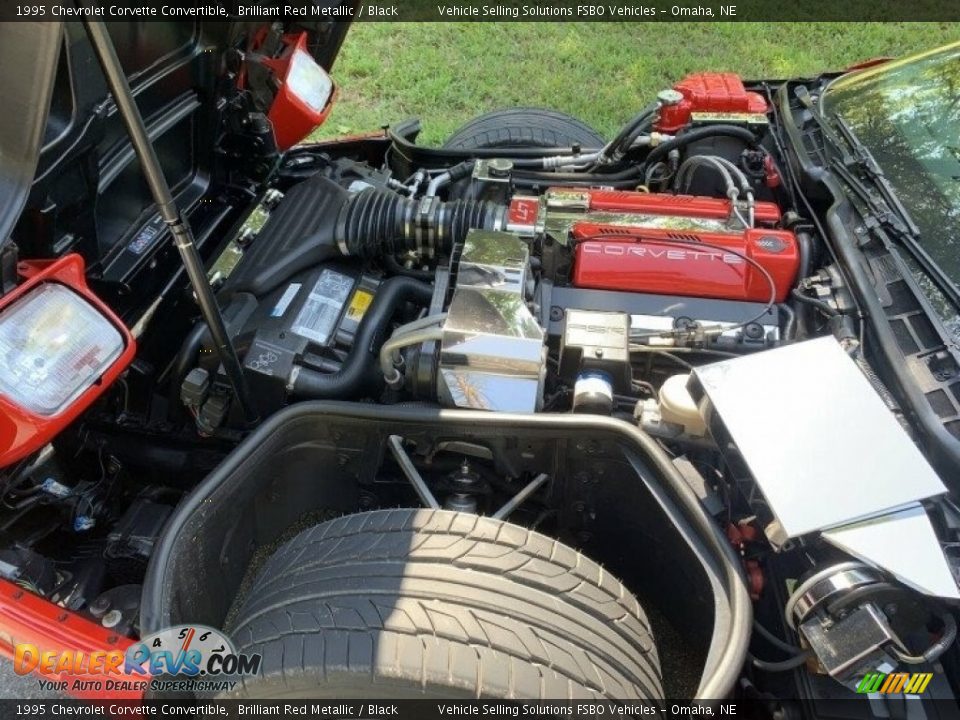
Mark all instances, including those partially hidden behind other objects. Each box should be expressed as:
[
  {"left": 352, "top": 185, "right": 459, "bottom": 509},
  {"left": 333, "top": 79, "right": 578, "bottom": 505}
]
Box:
[{"left": 311, "top": 22, "right": 957, "bottom": 145}]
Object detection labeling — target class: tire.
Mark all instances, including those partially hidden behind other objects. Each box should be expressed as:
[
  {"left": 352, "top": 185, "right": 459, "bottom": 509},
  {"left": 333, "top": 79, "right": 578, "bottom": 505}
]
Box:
[
  {"left": 442, "top": 107, "right": 605, "bottom": 150},
  {"left": 223, "top": 509, "right": 662, "bottom": 700}
]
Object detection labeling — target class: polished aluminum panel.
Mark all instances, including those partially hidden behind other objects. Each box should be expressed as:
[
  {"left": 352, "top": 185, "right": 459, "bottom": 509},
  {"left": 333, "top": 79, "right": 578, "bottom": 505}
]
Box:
[
  {"left": 823, "top": 503, "right": 959, "bottom": 599},
  {"left": 438, "top": 230, "right": 545, "bottom": 412},
  {"left": 691, "top": 336, "right": 946, "bottom": 537}
]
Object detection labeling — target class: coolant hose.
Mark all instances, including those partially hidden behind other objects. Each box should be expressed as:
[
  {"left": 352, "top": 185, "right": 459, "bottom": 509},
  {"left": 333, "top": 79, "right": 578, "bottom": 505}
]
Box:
[
  {"left": 290, "top": 276, "right": 433, "bottom": 400},
  {"left": 778, "top": 303, "right": 797, "bottom": 343},
  {"left": 335, "top": 188, "right": 505, "bottom": 258}
]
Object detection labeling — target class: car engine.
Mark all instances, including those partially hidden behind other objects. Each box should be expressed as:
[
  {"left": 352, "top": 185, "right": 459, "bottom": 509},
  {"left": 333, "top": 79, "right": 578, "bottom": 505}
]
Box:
[
  {"left": 183, "top": 128, "right": 800, "bottom": 426},
  {"left": 2, "top": 51, "right": 957, "bottom": 706}
]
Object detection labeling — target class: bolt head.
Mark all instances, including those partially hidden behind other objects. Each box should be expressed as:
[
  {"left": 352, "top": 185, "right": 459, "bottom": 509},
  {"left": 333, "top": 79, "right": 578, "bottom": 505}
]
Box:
[{"left": 101, "top": 610, "right": 123, "bottom": 629}]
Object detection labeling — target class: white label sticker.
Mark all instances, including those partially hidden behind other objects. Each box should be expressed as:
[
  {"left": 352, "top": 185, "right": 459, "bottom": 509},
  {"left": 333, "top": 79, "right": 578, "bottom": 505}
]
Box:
[
  {"left": 290, "top": 270, "right": 353, "bottom": 345},
  {"left": 271, "top": 283, "right": 301, "bottom": 318}
]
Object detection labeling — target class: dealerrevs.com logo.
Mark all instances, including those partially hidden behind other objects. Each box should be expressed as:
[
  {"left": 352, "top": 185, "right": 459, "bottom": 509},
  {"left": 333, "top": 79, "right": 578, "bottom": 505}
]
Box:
[{"left": 14, "top": 624, "right": 261, "bottom": 694}]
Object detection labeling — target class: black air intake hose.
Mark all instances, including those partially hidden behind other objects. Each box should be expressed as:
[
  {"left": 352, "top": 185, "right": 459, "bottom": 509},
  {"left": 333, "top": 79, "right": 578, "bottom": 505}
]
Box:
[
  {"left": 335, "top": 189, "right": 505, "bottom": 258},
  {"left": 290, "top": 276, "right": 433, "bottom": 400}
]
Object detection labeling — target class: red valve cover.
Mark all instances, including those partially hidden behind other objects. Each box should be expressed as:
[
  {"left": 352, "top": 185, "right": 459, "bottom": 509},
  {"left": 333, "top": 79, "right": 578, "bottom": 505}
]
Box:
[
  {"left": 571, "top": 223, "right": 799, "bottom": 304},
  {"left": 655, "top": 73, "right": 768, "bottom": 133}
]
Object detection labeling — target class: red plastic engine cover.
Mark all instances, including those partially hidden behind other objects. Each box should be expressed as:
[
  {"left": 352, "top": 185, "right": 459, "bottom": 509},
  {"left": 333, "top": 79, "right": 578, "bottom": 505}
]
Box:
[
  {"left": 571, "top": 223, "right": 799, "bottom": 303},
  {"left": 656, "top": 73, "right": 768, "bottom": 133}
]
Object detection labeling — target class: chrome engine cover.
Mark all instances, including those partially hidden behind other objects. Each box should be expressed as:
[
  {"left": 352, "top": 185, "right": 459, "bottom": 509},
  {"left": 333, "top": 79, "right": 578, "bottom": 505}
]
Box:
[{"left": 437, "top": 230, "right": 545, "bottom": 412}]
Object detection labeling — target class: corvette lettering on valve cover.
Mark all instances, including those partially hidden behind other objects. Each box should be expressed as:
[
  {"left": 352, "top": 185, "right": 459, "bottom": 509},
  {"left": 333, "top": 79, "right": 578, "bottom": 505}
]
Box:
[{"left": 0, "top": 15, "right": 956, "bottom": 715}]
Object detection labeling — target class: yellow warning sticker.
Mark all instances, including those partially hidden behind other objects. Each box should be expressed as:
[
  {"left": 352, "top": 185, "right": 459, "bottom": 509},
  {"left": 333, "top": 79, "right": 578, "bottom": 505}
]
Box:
[{"left": 345, "top": 289, "right": 374, "bottom": 322}]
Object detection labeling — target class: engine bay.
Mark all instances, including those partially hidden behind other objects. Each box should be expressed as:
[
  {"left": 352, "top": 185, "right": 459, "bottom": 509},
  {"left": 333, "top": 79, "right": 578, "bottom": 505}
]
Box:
[{"left": 2, "top": 45, "right": 958, "bottom": 705}]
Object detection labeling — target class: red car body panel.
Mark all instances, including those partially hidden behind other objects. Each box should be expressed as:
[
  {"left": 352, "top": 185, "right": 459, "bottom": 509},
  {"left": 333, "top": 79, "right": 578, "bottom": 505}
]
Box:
[
  {"left": 0, "top": 255, "right": 137, "bottom": 468},
  {"left": 0, "top": 579, "right": 142, "bottom": 700}
]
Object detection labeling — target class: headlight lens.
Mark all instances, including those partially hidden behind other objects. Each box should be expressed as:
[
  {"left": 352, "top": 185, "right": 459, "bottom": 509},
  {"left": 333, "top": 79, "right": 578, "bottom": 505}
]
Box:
[
  {"left": 0, "top": 283, "right": 123, "bottom": 416},
  {"left": 286, "top": 49, "right": 333, "bottom": 113}
]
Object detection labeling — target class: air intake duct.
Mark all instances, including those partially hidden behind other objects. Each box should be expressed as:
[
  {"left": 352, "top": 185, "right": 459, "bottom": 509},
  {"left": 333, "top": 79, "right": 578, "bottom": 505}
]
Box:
[{"left": 335, "top": 189, "right": 506, "bottom": 258}]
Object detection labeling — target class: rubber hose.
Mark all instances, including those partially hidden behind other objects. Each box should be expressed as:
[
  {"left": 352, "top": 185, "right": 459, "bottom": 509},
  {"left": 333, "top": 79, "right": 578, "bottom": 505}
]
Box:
[
  {"left": 513, "top": 175, "right": 646, "bottom": 190},
  {"left": 336, "top": 189, "right": 504, "bottom": 258},
  {"left": 790, "top": 288, "right": 839, "bottom": 317},
  {"left": 642, "top": 125, "right": 759, "bottom": 172},
  {"left": 778, "top": 303, "right": 797, "bottom": 342},
  {"left": 383, "top": 254, "right": 434, "bottom": 281},
  {"left": 794, "top": 230, "right": 815, "bottom": 281},
  {"left": 387, "top": 122, "right": 603, "bottom": 164},
  {"left": 608, "top": 103, "right": 659, "bottom": 157},
  {"left": 791, "top": 230, "right": 816, "bottom": 335},
  {"left": 513, "top": 163, "right": 645, "bottom": 184},
  {"left": 290, "top": 276, "right": 433, "bottom": 399}
]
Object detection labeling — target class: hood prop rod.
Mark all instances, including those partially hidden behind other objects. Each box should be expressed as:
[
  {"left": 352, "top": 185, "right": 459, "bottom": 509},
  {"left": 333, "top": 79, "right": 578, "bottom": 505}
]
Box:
[{"left": 83, "top": 19, "right": 259, "bottom": 426}]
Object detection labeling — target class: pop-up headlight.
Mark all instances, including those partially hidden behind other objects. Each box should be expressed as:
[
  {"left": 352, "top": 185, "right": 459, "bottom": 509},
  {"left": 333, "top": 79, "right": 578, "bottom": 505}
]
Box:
[
  {"left": 258, "top": 32, "right": 337, "bottom": 151},
  {"left": 0, "top": 283, "right": 123, "bottom": 415},
  {"left": 0, "top": 254, "right": 135, "bottom": 466}
]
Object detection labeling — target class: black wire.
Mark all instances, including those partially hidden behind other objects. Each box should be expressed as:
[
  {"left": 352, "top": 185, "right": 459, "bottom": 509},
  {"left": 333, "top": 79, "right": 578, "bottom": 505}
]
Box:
[
  {"left": 748, "top": 651, "right": 812, "bottom": 672},
  {"left": 632, "top": 346, "right": 740, "bottom": 359},
  {"left": 641, "top": 124, "right": 759, "bottom": 173},
  {"left": 759, "top": 83, "right": 799, "bottom": 209},
  {"left": 629, "top": 348, "right": 693, "bottom": 369},
  {"left": 753, "top": 620, "right": 804, "bottom": 656},
  {"left": 581, "top": 233, "right": 778, "bottom": 342}
]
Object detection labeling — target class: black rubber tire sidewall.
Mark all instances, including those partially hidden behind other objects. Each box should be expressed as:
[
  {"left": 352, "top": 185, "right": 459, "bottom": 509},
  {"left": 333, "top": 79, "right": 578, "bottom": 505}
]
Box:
[{"left": 442, "top": 107, "right": 605, "bottom": 150}]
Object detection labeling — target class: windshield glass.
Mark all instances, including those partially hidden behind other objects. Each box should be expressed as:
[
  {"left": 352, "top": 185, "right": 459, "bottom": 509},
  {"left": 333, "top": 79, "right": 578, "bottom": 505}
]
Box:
[{"left": 822, "top": 43, "right": 960, "bottom": 336}]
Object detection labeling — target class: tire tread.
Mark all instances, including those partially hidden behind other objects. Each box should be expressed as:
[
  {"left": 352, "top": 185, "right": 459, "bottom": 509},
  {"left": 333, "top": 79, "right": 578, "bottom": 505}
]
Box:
[{"left": 225, "top": 509, "right": 661, "bottom": 700}]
